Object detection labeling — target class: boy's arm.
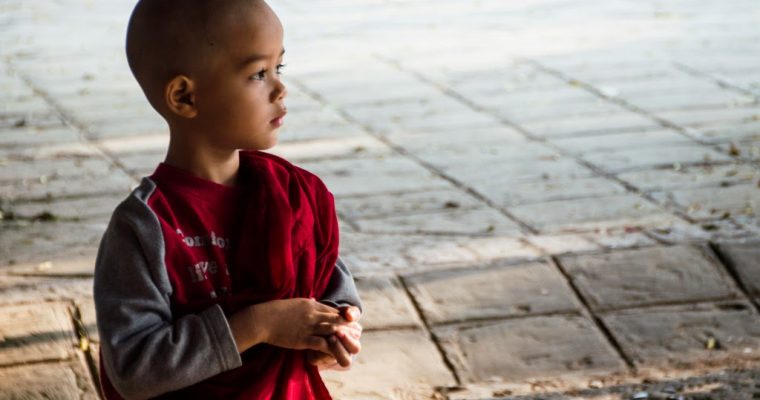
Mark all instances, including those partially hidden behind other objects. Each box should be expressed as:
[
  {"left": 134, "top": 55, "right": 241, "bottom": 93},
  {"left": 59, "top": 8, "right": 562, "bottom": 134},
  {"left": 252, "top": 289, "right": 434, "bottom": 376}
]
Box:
[
  {"left": 94, "top": 191, "right": 242, "bottom": 399},
  {"left": 319, "top": 256, "right": 363, "bottom": 312}
]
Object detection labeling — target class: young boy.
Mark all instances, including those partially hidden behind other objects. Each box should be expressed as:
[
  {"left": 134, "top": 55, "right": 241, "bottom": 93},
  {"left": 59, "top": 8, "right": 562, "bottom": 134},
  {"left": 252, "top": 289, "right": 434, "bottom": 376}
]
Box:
[{"left": 94, "top": 0, "right": 363, "bottom": 398}]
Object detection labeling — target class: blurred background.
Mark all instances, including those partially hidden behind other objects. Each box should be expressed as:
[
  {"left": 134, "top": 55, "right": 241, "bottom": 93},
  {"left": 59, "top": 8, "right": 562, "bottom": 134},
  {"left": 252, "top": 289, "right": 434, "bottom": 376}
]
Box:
[{"left": 1, "top": 0, "right": 759, "bottom": 398}]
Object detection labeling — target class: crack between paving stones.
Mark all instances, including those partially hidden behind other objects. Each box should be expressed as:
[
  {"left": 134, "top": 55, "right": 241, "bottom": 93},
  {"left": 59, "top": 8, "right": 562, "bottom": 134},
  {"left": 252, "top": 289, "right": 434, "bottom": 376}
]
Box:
[
  {"left": 397, "top": 274, "right": 463, "bottom": 387},
  {"left": 549, "top": 256, "right": 637, "bottom": 372},
  {"left": 4, "top": 61, "right": 141, "bottom": 186},
  {"left": 674, "top": 62, "right": 760, "bottom": 101},
  {"left": 707, "top": 242, "right": 760, "bottom": 314},
  {"left": 68, "top": 303, "right": 103, "bottom": 399},
  {"left": 371, "top": 54, "right": 697, "bottom": 232},
  {"left": 424, "top": 309, "right": 584, "bottom": 330},
  {"left": 286, "top": 76, "right": 541, "bottom": 236}
]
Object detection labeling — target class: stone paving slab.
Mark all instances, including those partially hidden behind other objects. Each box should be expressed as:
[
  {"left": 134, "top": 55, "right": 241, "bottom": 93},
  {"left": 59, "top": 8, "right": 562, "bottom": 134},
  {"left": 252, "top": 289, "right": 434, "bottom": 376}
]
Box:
[
  {"left": 0, "top": 302, "right": 76, "bottom": 366},
  {"left": 410, "top": 142, "right": 564, "bottom": 171},
  {"left": 0, "top": 360, "right": 98, "bottom": 400},
  {"left": 476, "top": 176, "right": 628, "bottom": 207},
  {"left": 0, "top": 141, "right": 101, "bottom": 161},
  {"left": 0, "top": 112, "right": 65, "bottom": 131},
  {"left": 652, "top": 183, "right": 760, "bottom": 221},
  {"left": 601, "top": 301, "right": 760, "bottom": 370},
  {"left": 551, "top": 128, "right": 695, "bottom": 155},
  {"left": 617, "top": 163, "right": 760, "bottom": 192},
  {"left": 0, "top": 156, "right": 118, "bottom": 183},
  {"left": 519, "top": 111, "right": 661, "bottom": 138},
  {"left": 336, "top": 188, "right": 483, "bottom": 220},
  {"left": 353, "top": 274, "right": 423, "bottom": 331},
  {"left": 559, "top": 245, "right": 740, "bottom": 312},
  {"left": 301, "top": 155, "right": 452, "bottom": 197},
  {"left": 116, "top": 151, "right": 165, "bottom": 177},
  {"left": 507, "top": 194, "right": 676, "bottom": 233},
  {"left": 455, "top": 237, "right": 542, "bottom": 264},
  {"left": 488, "top": 95, "right": 624, "bottom": 124},
  {"left": 1, "top": 221, "right": 103, "bottom": 276},
  {"left": 583, "top": 228, "right": 658, "bottom": 251},
  {"left": 449, "top": 158, "right": 596, "bottom": 189},
  {"left": 404, "top": 261, "right": 581, "bottom": 325},
  {"left": 435, "top": 315, "right": 627, "bottom": 383},
  {"left": 0, "top": 171, "right": 134, "bottom": 202},
  {"left": 94, "top": 133, "right": 168, "bottom": 155},
  {"left": 715, "top": 240, "right": 760, "bottom": 297},
  {"left": 321, "top": 329, "right": 456, "bottom": 399},
  {"left": 448, "top": 367, "right": 760, "bottom": 400},
  {"left": 4, "top": 192, "right": 124, "bottom": 222},
  {"left": 340, "top": 232, "right": 543, "bottom": 273},
  {"left": 654, "top": 106, "right": 760, "bottom": 129},
  {"left": 581, "top": 144, "right": 732, "bottom": 173},
  {"left": 0, "top": 126, "right": 83, "bottom": 147},
  {"left": 624, "top": 88, "right": 752, "bottom": 113},
  {"left": 524, "top": 233, "right": 600, "bottom": 255},
  {"left": 269, "top": 134, "right": 393, "bottom": 162},
  {"left": 355, "top": 207, "right": 523, "bottom": 236},
  {"left": 0, "top": 275, "right": 92, "bottom": 306},
  {"left": 689, "top": 120, "right": 760, "bottom": 144},
  {"left": 85, "top": 117, "right": 167, "bottom": 139}
]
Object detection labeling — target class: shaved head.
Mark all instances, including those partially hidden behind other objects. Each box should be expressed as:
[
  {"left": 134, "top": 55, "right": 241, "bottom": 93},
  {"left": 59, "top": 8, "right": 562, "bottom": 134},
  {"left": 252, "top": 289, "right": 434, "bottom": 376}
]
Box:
[{"left": 125, "top": 0, "right": 275, "bottom": 116}]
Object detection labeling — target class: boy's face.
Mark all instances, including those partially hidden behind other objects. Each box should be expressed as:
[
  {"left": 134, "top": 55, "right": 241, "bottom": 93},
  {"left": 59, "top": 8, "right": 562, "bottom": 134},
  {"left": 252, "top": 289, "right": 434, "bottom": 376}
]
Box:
[{"left": 193, "top": 1, "right": 287, "bottom": 151}]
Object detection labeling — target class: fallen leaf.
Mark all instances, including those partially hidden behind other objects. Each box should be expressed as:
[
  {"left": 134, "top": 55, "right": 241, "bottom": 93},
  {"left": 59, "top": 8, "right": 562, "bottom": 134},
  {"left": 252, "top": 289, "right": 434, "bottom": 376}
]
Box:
[
  {"left": 728, "top": 142, "right": 741, "bottom": 156},
  {"left": 443, "top": 201, "right": 460, "bottom": 209}
]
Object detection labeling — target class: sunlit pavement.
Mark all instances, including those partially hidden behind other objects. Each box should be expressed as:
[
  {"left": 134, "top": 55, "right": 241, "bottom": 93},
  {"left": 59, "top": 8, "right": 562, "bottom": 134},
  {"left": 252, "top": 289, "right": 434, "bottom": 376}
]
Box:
[{"left": 1, "top": 0, "right": 760, "bottom": 398}]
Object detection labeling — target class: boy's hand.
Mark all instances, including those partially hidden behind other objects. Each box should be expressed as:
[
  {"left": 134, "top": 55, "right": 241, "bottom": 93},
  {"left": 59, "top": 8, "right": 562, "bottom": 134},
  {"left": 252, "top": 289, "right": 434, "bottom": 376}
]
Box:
[
  {"left": 245, "top": 298, "right": 344, "bottom": 354},
  {"left": 307, "top": 305, "right": 363, "bottom": 370}
]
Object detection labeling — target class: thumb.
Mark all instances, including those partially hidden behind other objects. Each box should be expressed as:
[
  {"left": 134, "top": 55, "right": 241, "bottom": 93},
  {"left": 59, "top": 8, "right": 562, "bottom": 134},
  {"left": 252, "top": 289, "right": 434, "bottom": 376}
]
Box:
[{"left": 341, "top": 306, "right": 361, "bottom": 322}]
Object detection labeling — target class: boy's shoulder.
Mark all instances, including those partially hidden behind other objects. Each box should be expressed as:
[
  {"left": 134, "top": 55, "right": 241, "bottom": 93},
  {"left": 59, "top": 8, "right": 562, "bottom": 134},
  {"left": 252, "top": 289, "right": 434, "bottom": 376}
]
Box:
[{"left": 240, "top": 150, "right": 329, "bottom": 192}]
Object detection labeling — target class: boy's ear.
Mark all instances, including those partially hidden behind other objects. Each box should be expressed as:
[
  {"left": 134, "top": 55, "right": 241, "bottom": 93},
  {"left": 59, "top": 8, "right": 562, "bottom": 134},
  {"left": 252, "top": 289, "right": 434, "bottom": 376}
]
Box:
[{"left": 165, "top": 75, "right": 198, "bottom": 118}]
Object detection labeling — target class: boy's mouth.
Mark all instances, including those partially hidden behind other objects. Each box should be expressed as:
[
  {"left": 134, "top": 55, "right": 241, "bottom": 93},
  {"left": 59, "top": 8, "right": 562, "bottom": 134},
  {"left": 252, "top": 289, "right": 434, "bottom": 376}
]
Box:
[{"left": 270, "top": 111, "right": 287, "bottom": 127}]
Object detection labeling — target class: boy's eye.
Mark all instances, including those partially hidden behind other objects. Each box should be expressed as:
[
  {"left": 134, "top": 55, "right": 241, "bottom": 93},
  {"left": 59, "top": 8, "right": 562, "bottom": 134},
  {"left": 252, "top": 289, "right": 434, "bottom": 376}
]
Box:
[
  {"left": 249, "top": 64, "right": 285, "bottom": 81},
  {"left": 250, "top": 69, "right": 267, "bottom": 81}
]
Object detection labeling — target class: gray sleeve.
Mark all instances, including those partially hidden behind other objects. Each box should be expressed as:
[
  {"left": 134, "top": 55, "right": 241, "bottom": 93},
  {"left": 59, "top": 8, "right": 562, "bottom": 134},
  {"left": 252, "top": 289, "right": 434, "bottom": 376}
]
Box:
[
  {"left": 94, "top": 181, "right": 241, "bottom": 400},
  {"left": 320, "top": 256, "right": 363, "bottom": 312}
]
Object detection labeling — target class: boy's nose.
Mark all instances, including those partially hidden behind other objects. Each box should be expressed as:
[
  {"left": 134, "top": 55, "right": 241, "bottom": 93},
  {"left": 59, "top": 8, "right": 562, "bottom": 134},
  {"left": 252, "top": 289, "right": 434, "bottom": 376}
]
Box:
[{"left": 271, "top": 81, "right": 287, "bottom": 102}]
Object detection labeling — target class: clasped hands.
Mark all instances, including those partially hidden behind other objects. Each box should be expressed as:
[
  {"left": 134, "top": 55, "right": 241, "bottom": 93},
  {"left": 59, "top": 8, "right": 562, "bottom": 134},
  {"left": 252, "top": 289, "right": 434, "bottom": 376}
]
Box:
[{"left": 240, "top": 298, "right": 362, "bottom": 370}]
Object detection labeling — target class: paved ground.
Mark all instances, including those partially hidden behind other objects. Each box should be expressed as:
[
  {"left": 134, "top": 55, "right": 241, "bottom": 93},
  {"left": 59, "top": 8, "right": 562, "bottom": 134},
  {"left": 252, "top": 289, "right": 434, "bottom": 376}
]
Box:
[{"left": 1, "top": 0, "right": 760, "bottom": 398}]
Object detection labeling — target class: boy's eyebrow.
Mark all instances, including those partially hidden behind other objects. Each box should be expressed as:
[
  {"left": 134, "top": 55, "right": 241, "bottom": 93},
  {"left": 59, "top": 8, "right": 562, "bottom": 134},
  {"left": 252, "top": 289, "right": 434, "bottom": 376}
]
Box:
[{"left": 240, "top": 48, "right": 285, "bottom": 68}]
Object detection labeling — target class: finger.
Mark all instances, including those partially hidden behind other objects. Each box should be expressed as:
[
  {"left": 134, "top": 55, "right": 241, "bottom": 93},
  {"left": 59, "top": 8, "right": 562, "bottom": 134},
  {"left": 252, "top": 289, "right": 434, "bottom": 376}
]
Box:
[
  {"left": 328, "top": 335, "right": 352, "bottom": 368},
  {"left": 314, "top": 312, "right": 344, "bottom": 325},
  {"left": 303, "top": 336, "right": 331, "bottom": 354},
  {"left": 312, "top": 322, "right": 338, "bottom": 336},
  {"left": 311, "top": 300, "right": 341, "bottom": 314},
  {"left": 306, "top": 349, "right": 331, "bottom": 366},
  {"left": 339, "top": 306, "right": 362, "bottom": 322},
  {"left": 338, "top": 322, "right": 362, "bottom": 339},
  {"left": 345, "top": 321, "right": 363, "bottom": 334},
  {"left": 336, "top": 328, "right": 362, "bottom": 354}
]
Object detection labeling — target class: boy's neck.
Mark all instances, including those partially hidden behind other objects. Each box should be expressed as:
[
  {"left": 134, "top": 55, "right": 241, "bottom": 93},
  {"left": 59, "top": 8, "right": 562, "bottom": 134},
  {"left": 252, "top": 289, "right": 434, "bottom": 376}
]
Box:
[{"left": 164, "top": 139, "right": 240, "bottom": 187}]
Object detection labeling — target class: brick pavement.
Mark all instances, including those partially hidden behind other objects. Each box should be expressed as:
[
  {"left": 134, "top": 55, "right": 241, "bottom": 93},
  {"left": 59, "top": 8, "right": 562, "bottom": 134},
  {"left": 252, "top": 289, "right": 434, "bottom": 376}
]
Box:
[{"left": 1, "top": 0, "right": 760, "bottom": 398}]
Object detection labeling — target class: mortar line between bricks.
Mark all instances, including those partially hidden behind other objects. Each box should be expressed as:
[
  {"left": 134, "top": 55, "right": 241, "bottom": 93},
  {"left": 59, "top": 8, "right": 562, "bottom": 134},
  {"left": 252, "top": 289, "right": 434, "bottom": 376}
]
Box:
[
  {"left": 286, "top": 77, "right": 541, "bottom": 236},
  {"left": 372, "top": 54, "right": 696, "bottom": 227},
  {"left": 4, "top": 62, "right": 141, "bottom": 185},
  {"left": 396, "top": 274, "right": 463, "bottom": 386},
  {"left": 707, "top": 242, "right": 760, "bottom": 314},
  {"left": 549, "top": 256, "right": 636, "bottom": 371}
]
